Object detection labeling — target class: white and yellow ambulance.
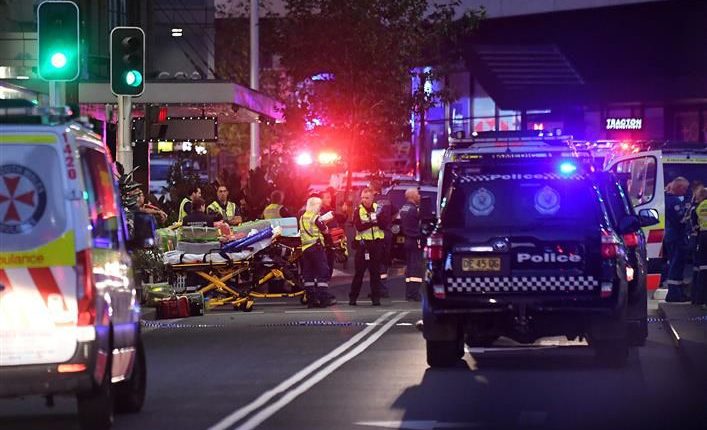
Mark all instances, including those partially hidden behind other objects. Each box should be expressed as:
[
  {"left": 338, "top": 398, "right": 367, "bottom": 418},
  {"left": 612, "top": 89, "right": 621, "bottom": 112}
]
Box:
[
  {"left": 605, "top": 142, "right": 707, "bottom": 292},
  {"left": 0, "top": 101, "right": 152, "bottom": 429}
]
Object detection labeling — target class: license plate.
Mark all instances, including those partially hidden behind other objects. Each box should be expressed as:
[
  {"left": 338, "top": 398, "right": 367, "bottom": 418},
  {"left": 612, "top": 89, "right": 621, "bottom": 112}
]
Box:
[
  {"left": 396, "top": 236, "right": 405, "bottom": 244},
  {"left": 462, "top": 257, "right": 501, "bottom": 272}
]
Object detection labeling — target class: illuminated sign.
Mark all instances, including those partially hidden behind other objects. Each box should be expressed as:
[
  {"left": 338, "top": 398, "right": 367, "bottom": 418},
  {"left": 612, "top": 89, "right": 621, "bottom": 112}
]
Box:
[{"left": 606, "top": 117, "right": 642, "bottom": 130}]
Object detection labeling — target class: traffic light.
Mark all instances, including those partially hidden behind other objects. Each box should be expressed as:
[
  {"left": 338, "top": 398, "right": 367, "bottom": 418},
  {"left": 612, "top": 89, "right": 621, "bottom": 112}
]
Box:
[
  {"left": 37, "top": 1, "right": 80, "bottom": 81},
  {"left": 110, "top": 27, "right": 145, "bottom": 96}
]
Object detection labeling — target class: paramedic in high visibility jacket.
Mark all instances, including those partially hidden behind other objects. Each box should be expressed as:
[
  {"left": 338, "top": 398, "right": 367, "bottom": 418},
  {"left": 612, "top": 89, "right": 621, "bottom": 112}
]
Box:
[
  {"left": 263, "top": 190, "right": 290, "bottom": 219},
  {"left": 300, "top": 197, "right": 336, "bottom": 307},
  {"left": 664, "top": 177, "right": 691, "bottom": 302},
  {"left": 178, "top": 186, "right": 202, "bottom": 223},
  {"left": 349, "top": 188, "right": 384, "bottom": 306},
  {"left": 399, "top": 187, "right": 423, "bottom": 301},
  {"left": 207, "top": 185, "right": 243, "bottom": 225},
  {"left": 692, "top": 188, "right": 707, "bottom": 307}
]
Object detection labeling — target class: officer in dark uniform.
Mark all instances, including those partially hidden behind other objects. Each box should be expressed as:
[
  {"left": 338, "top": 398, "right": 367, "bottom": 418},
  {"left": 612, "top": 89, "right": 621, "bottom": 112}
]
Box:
[
  {"left": 664, "top": 177, "right": 691, "bottom": 302},
  {"left": 400, "top": 187, "right": 422, "bottom": 301}
]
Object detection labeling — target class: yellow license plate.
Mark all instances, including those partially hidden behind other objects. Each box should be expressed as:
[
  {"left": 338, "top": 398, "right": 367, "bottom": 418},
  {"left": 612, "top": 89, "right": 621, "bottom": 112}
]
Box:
[
  {"left": 462, "top": 257, "right": 501, "bottom": 272},
  {"left": 396, "top": 236, "right": 405, "bottom": 244}
]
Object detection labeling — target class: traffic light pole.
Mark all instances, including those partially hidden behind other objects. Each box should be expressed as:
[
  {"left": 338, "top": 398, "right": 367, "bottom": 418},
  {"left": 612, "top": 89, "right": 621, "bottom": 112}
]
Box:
[
  {"left": 48, "top": 81, "right": 66, "bottom": 108},
  {"left": 117, "top": 95, "right": 133, "bottom": 172}
]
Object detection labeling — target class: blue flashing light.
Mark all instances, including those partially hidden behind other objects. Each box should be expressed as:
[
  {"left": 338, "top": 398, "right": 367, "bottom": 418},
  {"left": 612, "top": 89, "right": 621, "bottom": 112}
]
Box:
[{"left": 559, "top": 162, "right": 577, "bottom": 175}]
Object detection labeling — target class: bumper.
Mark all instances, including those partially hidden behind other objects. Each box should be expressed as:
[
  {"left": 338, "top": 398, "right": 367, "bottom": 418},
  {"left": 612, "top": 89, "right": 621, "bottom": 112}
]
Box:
[{"left": 0, "top": 341, "right": 97, "bottom": 398}]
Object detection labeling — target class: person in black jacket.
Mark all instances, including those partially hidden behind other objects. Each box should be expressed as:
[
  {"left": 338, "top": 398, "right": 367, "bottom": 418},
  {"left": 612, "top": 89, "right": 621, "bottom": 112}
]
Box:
[
  {"left": 399, "top": 187, "right": 422, "bottom": 301},
  {"left": 182, "top": 197, "right": 222, "bottom": 227}
]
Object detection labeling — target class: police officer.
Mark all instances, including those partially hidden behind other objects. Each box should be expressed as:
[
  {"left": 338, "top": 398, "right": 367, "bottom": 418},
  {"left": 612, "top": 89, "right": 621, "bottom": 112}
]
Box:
[
  {"left": 208, "top": 185, "right": 243, "bottom": 226},
  {"left": 692, "top": 188, "right": 707, "bottom": 307},
  {"left": 400, "top": 187, "right": 423, "bottom": 301},
  {"left": 178, "top": 186, "right": 201, "bottom": 223},
  {"left": 299, "top": 197, "right": 335, "bottom": 307},
  {"left": 664, "top": 177, "right": 691, "bottom": 302},
  {"left": 263, "top": 190, "right": 289, "bottom": 219},
  {"left": 349, "top": 188, "right": 384, "bottom": 306}
]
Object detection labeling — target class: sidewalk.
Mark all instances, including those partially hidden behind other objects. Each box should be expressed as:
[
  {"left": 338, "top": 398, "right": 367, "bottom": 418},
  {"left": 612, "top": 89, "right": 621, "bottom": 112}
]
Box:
[{"left": 657, "top": 302, "right": 707, "bottom": 390}]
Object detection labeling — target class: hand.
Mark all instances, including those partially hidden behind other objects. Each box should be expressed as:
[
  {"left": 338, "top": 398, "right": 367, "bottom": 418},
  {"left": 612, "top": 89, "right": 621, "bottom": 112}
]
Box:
[{"left": 320, "top": 211, "right": 334, "bottom": 222}]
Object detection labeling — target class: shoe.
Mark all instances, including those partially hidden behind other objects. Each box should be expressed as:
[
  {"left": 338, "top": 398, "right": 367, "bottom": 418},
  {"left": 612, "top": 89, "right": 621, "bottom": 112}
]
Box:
[
  {"left": 349, "top": 300, "right": 357, "bottom": 306},
  {"left": 371, "top": 301, "right": 381, "bottom": 306}
]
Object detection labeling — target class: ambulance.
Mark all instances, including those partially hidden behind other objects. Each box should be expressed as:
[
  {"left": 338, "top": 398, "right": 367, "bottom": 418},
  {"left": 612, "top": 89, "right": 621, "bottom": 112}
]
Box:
[
  {"left": 604, "top": 141, "right": 707, "bottom": 292},
  {"left": 0, "top": 101, "right": 153, "bottom": 429}
]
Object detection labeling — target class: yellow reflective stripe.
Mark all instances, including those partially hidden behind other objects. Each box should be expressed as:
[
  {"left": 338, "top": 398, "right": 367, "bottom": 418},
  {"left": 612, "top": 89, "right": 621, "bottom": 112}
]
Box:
[
  {"left": 663, "top": 157, "right": 707, "bottom": 164},
  {"left": 0, "top": 134, "right": 57, "bottom": 144},
  {"left": 0, "top": 231, "right": 75, "bottom": 268}
]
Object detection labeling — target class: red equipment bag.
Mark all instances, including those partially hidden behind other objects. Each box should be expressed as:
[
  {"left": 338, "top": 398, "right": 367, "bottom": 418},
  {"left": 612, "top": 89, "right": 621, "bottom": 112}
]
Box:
[
  {"left": 155, "top": 296, "right": 190, "bottom": 319},
  {"left": 327, "top": 227, "right": 346, "bottom": 245}
]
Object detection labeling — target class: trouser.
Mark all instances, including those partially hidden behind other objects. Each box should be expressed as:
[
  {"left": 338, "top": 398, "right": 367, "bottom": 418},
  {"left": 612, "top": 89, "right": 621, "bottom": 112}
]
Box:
[
  {"left": 350, "top": 240, "right": 383, "bottom": 303},
  {"left": 326, "top": 247, "right": 335, "bottom": 278},
  {"left": 301, "top": 244, "right": 331, "bottom": 304},
  {"left": 404, "top": 240, "right": 423, "bottom": 300},
  {"left": 665, "top": 240, "right": 688, "bottom": 301},
  {"left": 378, "top": 231, "right": 392, "bottom": 296},
  {"left": 693, "top": 233, "right": 707, "bottom": 305}
]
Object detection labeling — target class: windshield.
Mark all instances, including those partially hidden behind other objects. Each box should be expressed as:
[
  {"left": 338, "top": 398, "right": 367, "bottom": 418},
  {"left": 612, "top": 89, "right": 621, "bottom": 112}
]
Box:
[
  {"left": 150, "top": 163, "right": 172, "bottom": 181},
  {"left": 442, "top": 175, "right": 603, "bottom": 230}
]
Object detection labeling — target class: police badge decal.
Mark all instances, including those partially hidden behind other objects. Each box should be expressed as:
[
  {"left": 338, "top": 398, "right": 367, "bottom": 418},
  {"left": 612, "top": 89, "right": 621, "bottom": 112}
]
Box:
[
  {"left": 534, "top": 185, "right": 561, "bottom": 215},
  {"left": 469, "top": 187, "right": 495, "bottom": 216}
]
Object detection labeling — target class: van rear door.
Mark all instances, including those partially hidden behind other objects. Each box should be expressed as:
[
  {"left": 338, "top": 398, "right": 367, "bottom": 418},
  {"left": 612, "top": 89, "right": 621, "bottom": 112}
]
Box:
[{"left": 0, "top": 131, "right": 79, "bottom": 366}]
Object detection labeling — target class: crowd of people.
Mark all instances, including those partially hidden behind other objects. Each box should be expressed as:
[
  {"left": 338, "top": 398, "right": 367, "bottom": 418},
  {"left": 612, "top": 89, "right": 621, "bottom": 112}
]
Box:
[{"left": 664, "top": 177, "right": 707, "bottom": 308}]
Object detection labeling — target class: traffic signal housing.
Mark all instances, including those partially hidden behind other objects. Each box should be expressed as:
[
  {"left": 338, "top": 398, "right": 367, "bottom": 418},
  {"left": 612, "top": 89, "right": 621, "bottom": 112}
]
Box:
[
  {"left": 110, "top": 27, "right": 145, "bottom": 96},
  {"left": 37, "top": 1, "right": 80, "bottom": 81}
]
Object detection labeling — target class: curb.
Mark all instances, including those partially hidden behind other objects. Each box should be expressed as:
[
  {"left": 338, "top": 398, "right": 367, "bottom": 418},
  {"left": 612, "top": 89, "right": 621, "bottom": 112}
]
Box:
[{"left": 657, "top": 303, "right": 707, "bottom": 392}]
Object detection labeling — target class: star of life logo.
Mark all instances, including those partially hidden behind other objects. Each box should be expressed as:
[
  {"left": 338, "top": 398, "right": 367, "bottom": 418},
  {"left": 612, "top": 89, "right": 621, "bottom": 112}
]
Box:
[{"left": 0, "top": 164, "right": 47, "bottom": 234}]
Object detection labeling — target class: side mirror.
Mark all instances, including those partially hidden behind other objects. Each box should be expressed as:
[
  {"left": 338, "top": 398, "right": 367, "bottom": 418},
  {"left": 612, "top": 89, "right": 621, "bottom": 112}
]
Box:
[
  {"left": 129, "top": 212, "right": 157, "bottom": 249},
  {"left": 618, "top": 215, "right": 641, "bottom": 234},
  {"left": 638, "top": 208, "right": 660, "bottom": 227}
]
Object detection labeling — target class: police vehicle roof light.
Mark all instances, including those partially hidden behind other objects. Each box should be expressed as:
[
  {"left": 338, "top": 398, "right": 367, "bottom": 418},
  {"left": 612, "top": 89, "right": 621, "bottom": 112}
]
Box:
[{"left": 559, "top": 162, "right": 577, "bottom": 174}]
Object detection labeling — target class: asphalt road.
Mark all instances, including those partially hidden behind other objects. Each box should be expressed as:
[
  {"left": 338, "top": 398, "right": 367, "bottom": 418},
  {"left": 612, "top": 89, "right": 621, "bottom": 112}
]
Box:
[{"left": 1, "top": 276, "right": 706, "bottom": 430}]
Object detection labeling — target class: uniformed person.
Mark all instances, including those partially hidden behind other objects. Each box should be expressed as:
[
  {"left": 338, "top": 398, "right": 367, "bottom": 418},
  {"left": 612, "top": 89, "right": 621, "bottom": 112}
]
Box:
[
  {"left": 400, "top": 187, "right": 423, "bottom": 301},
  {"left": 692, "top": 188, "right": 707, "bottom": 307},
  {"left": 372, "top": 181, "right": 393, "bottom": 298},
  {"left": 263, "top": 190, "right": 289, "bottom": 219},
  {"left": 178, "top": 186, "right": 202, "bottom": 223},
  {"left": 207, "top": 185, "right": 243, "bottom": 226},
  {"left": 664, "top": 177, "right": 690, "bottom": 302},
  {"left": 349, "top": 188, "right": 384, "bottom": 306},
  {"left": 299, "top": 197, "right": 335, "bottom": 307}
]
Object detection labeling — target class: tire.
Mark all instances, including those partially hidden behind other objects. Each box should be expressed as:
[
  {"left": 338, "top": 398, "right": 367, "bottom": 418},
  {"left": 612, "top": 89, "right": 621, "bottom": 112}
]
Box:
[
  {"left": 593, "top": 340, "right": 629, "bottom": 368},
  {"left": 426, "top": 339, "right": 463, "bottom": 368},
  {"left": 115, "top": 338, "right": 147, "bottom": 414},
  {"left": 77, "top": 350, "right": 114, "bottom": 430},
  {"left": 465, "top": 334, "right": 499, "bottom": 348}
]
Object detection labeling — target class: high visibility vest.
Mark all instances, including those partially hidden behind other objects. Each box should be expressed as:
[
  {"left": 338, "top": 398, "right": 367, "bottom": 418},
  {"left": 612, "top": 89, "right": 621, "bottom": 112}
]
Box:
[
  {"left": 355, "top": 203, "right": 385, "bottom": 241},
  {"left": 208, "top": 200, "right": 237, "bottom": 219},
  {"left": 178, "top": 197, "right": 190, "bottom": 223},
  {"left": 698, "top": 200, "right": 707, "bottom": 231},
  {"left": 299, "top": 210, "right": 324, "bottom": 251},
  {"left": 263, "top": 203, "right": 283, "bottom": 219}
]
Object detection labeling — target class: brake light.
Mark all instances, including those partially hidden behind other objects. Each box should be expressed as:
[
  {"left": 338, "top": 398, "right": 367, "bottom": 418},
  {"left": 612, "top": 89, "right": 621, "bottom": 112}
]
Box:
[
  {"left": 622, "top": 233, "right": 639, "bottom": 248},
  {"left": 76, "top": 250, "right": 96, "bottom": 326},
  {"left": 425, "top": 233, "right": 444, "bottom": 262},
  {"left": 58, "top": 363, "right": 87, "bottom": 373},
  {"left": 601, "top": 231, "right": 620, "bottom": 259}
]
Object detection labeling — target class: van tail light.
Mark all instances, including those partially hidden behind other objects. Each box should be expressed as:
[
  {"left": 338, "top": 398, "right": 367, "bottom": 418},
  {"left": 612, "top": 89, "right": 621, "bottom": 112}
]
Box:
[
  {"left": 601, "top": 231, "right": 620, "bottom": 259},
  {"left": 622, "top": 232, "right": 639, "bottom": 248},
  {"left": 425, "top": 233, "right": 444, "bottom": 262},
  {"left": 76, "top": 250, "right": 96, "bottom": 326}
]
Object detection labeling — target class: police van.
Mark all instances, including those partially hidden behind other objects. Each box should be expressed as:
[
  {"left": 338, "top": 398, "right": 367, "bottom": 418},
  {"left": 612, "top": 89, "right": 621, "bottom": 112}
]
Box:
[
  {"left": 423, "top": 131, "right": 659, "bottom": 368},
  {"left": 0, "top": 101, "right": 153, "bottom": 429},
  {"left": 602, "top": 141, "right": 707, "bottom": 293}
]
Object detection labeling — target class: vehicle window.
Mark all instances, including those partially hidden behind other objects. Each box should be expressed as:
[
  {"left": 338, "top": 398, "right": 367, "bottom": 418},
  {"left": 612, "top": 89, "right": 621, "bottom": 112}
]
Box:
[
  {"left": 442, "top": 176, "right": 603, "bottom": 230},
  {"left": 79, "top": 148, "right": 121, "bottom": 249},
  {"left": 601, "top": 179, "right": 633, "bottom": 227},
  {"left": 613, "top": 156, "right": 656, "bottom": 206},
  {"left": 663, "top": 163, "right": 707, "bottom": 193},
  {"left": 0, "top": 144, "right": 67, "bottom": 252},
  {"left": 150, "top": 163, "right": 171, "bottom": 181}
]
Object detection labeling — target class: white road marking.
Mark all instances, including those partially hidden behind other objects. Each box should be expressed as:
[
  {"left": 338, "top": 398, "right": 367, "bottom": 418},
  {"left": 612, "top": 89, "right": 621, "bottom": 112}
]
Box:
[
  {"left": 284, "top": 309, "right": 357, "bottom": 314},
  {"left": 208, "top": 312, "right": 396, "bottom": 430},
  {"left": 356, "top": 420, "right": 481, "bottom": 429},
  {"left": 233, "top": 311, "right": 409, "bottom": 430}
]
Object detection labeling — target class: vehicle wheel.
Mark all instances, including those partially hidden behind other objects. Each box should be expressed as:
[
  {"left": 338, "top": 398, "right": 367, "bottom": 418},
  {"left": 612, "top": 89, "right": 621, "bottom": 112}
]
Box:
[
  {"left": 115, "top": 338, "right": 147, "bottom": 414},
  {"left": 465, "top": 334, "right": 499, "bottom": 348},
  {"left": 77, "top": 350, "right": 114, "bottom": 430},
  {"left": 426, "top": 339, "right": 463, "bottom": 368},
  {"left": 244, "top": 300, "right": 255, "bottom": 312},
  {"left": 593, "top": 340, "right": 629, "bottom": 368}
]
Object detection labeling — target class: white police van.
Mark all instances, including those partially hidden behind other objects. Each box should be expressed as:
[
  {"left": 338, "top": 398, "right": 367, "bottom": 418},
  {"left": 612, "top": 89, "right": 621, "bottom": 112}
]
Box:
[{"left": 0, "top": 100, "right": 153, "bottom": 429}]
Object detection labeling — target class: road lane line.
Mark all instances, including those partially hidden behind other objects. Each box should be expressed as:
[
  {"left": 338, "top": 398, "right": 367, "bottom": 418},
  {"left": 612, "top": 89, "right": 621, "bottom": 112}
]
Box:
[
  {"left": 234, "top": 311, "right": 409, "bottom": 430},
  {"left": 284, "top": 309, "right": 357, "bottom": 314},
  {"left": 208, "top": 311, "right": 396, "bottom": 430}
]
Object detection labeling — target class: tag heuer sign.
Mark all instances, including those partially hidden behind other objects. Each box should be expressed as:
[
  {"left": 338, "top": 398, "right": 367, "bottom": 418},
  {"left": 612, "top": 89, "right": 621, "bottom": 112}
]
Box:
[{"left": 605, "top": 117, "right": 643, "bottom": 130}]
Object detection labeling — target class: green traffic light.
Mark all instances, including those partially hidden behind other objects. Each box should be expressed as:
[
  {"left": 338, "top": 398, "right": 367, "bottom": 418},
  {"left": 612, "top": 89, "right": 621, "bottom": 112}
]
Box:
[
  {"left": 50, "top": 52, "right": 67, "bottom": 69},
  {"left": 125, "top": 70, "right": 143, "bottom": 87}
]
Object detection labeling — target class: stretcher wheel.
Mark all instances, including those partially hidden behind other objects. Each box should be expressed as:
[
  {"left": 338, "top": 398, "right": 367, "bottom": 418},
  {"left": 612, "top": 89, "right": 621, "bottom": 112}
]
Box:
[{"left": 243, "top": 300, "right": 255, "bottom": 312}]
